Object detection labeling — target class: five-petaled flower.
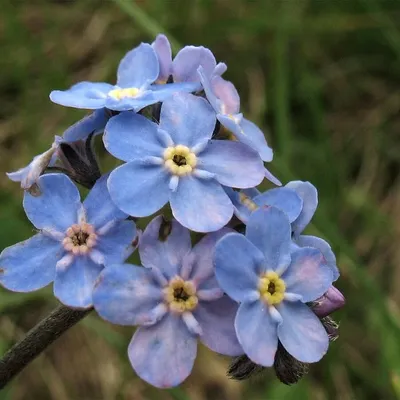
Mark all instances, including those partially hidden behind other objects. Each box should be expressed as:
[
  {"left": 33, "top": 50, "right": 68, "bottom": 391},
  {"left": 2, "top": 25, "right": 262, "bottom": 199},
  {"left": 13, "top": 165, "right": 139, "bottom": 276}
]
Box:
[
  {"left": 0, "top": 173, "right": 136, "bottom": 308},
  {"left": 104, "top": 92, "right": 265, "bottom": 232},
  {"left": 214, "top": 206, "right": 334, "bottom": 366},
  {"left": 93, "top": 216, "right": 242, "bottom": 388}
]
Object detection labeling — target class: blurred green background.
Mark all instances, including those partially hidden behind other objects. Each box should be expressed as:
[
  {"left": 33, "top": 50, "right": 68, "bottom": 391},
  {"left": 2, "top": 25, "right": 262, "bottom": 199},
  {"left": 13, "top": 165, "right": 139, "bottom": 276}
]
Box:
[{"left": 1, "top": 0, "right": 400, "bottom": 399}]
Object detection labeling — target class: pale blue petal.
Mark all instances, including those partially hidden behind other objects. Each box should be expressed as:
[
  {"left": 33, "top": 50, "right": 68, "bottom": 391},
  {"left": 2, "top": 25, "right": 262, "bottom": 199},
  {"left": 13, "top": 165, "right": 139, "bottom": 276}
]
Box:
[
  {"left": 223, "top": 187, "right": 252, "bottom": 223},
  {"left": 84, "top": 174, "right": 128, "bottom": 229},
  {"left": 54, "top": 256, "right": 103, "bottom": 308},
  {"left": 264, "top": 167, "right": 282, "bottom": 186},
  {"left": 170, "top": 176, "right": 232, "bottom": 232},
  {"left": 97, "top": 220, "right": 137, "bottom": 265},
  {"left": 104, "top": 91, "right": 158, "bottom": 112},
  {"left": 152, "top": 34, "right": 172, "bottom": 83},
  {"left": 235, "top": 301, "right": 278, "bottom": 367},
  {"left": 286, "top": 181, "right": 318, "bottom": 237},
  {"left": 23, "top": 174, "right": 81, "bottom": 232},
  {"left": 195, "top": 296, "right": 242, "bottom": 356},
  {"left": 295, "top": 235, "right": 339, "bottom": 281},
  {"left": 253, "top": 187, "right": 303, "bottom": 223},
  {"left": 108, "top": 161, "right": 169, "bottom": 217},
  {"left": 211, "top": 75, "right": 240, "bottom": 114},
  {"left": 198, "top": 66, "right": 222, "bottom": 113},
  {"left": 245, "top": 207, "right": 291, "bottom": 272},
  {"left": 282, "top": 247, "right": 333, "bottom": 302},
  {"left": 117, "top": 43, "right": 159, "bottom": 88},
  {"left": 93, "top": 264, "right": 163, "bottom": 326},
  {"left": 150, "top": 82, "right": 200, "bottom": 101},
  {"left": 173, "top": 46, "right": 216, "bottom": 83},
  {"left": 159, "top": 92, "right": 216, "bottom": 147},
  {"left": 139, "top": 215, "right": 191, "bottom": 278},
  {"left": 62, "top": 108, "right": 110, "bottom": 142},
  {"left": 277, "top": 301, "right": 329, "bottom": 363},
  {"left": 103, "top": 112, "right": 162, "bottom": 162},
  {"left": 198, "top": 140, "right": 264, "bottom": 188},
  {"left": 128, "top": 314, "right": 197, "bottom": 388},
  {"left": 215, "top": 233, "right": 264, "bottom": 302},
  {"left": 0, "top": 234, "right": 61, "bottom": 292}
]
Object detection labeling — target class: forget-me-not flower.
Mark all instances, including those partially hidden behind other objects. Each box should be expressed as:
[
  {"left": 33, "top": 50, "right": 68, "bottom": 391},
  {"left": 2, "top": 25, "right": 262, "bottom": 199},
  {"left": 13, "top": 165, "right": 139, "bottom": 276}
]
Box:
[
  {"left": 50, "top": 43, "right": 197, "bottom": 112},
  {"left": 214, "top": 206, "right": 333, "bottom": 366},
  {"left": 93, "top": 216, "right": 242, "bottom": 388},
  {"left": 104, "top": 92, "right": 265, "bottom": 232},
  {"left": 0, "top": 173, "right": 136, "bottom": 308}
]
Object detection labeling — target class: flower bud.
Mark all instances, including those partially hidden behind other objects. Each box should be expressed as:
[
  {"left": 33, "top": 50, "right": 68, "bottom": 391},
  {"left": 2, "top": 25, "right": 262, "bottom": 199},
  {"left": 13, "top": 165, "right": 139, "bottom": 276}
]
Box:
[{"left": 312, "top": 286, "right": 345, "bottom": 318}]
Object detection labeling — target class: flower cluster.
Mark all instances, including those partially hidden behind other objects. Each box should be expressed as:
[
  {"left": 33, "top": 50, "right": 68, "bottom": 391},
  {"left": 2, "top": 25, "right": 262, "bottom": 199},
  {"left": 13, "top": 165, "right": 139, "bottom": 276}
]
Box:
[{"left": 0, "top": 34, "right": 344, "bottom": 388}]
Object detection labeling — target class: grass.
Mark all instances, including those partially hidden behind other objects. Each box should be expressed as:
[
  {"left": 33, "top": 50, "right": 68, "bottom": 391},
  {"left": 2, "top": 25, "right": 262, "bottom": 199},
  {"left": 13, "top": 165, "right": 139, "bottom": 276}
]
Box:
[{"left": 1, "top": 0, "right": 400, "bottom": 398}]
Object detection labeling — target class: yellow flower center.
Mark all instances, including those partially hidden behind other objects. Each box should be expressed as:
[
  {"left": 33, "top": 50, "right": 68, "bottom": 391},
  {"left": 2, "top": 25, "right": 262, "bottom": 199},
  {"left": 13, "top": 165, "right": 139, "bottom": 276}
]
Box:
[
  {"left": 163, "top": 277, "right": 198, "bottom": 313},
  {"left": 258, "top": 271, "right": 286, "bottom": 305},
  {"left": 163, "top": 145, "right": 197, "bottom": 176},
  {"left": 239, "top": 192, "right": 258, "bottom": 211},
  {"left": 108, "top": 87, "right": 141, "bottom": 100}
]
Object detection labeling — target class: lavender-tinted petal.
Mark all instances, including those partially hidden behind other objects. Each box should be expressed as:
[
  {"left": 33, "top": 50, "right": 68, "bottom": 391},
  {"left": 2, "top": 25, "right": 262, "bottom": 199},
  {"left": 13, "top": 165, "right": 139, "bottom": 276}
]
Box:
[
  {"left": 173, "top": 46, "right": 216, "bottom": 83},
  {"left": 23, "top": 174, "right": 80, "bottom": 232},
  {"left": 235, "top": 301, "right": 278, "bottom": 367},
  {"left": 150, "top": 81, "right": 200, "bottom": 101},
  {"left": 215, "top": 233, "right": 264, "bottom": 302},
  {"left": 277, "top": 301, "right": 329, "bottom": 363},
  {"left": 198, "top": 140, "right": 264, "bottom": 188},
  {"left": 245, "top": 207, "right": 291, "bottom": 272},
  {"left": 195, "top": 296, "right": 242, "bottom": 356},
  {"left": 282, "top": 247, "right": 333, "bottom": 302},
  {"left": 211, "top": 75, "right": 240, "bottom": 115},
  {"left": 93, "top": 264, "right": 163, "bottom": 326},
  {"left": 159, "top": 92, "right": 215, "bottom": 147},
  {"left": 104, "top": 91, "right": 158, "bottom": 112},
  {"left": 62, "top": 108, "right": 109, "bottom": 142},
  {"left": 139, "top": 215, "right": 191, "bottom": 277},
  {"left": 107, "top": 161, "right": 169, "bottom": 217},
  {"left": 253, "top": 187, "right": 303, "bottom": 223},
  {"left": 313, "top": 286, "right": 345, "bottom": 318},
  {"left": 198, "top": 66, "right": 222, "bottom": 113},
  {"left": 54, "top": 256, "right": 103, "bottom": 308},
  {"left": 117, "top": 43, "right": 159, "bottom": 88},
  {"left": 0, "top": 234, "right": 61, "bottom": 292},
  {"left": 152, "top": 34, "right": 172, "bottom": 82},
  {"left": 295, "top": 235, "right": 339, "bottom": 281},
  {"left": 128, "top": 314, "right": 197, "bottom": 388},
  {"left": 104, "top": 112, "right": 162, "bottom": 162},
  {"left": 264, "top": 167, "right": 282, "bottom": 186},
  {"left": 170, "top": 176, "right": 232, "bottom": 232},
  {"left": 286, "top": 181, "right": 318, "bottom": 237},
  {"left": 223, "top": 187, "right": 252, "bottom": 223}
]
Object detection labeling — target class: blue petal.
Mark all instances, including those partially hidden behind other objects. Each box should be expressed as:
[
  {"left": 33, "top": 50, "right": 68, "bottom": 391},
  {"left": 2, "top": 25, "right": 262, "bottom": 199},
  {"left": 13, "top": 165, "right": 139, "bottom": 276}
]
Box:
[
  {"left": 295, "top": 235, "right": 339, "bottom": 281},
  {"left": 117, "top": 43, "right": 159, "bottom": 88},
  {"left": 0, "top": 234, "right": 61, "bottom": 292},
  {"left": 50, "top": 82, "right": 113, "bottom": 110},
  {"left": 23, "top": 174, "right": 81, "bottom": 232},
  {"left": 282, "top": 247, "right": 333, "bottom": 302},
  {"left": 198, "top": 66, "right": 222, "bottom": 113},
  {"left": 93, "top": 264, "right": 163, "bottom": 326},
  {"left": 245, "top": 207, "right": 292, "bottom": 272},
  {"left": 128, "top": 314, "right": 197, "bottom": 388},
  {"left": 215, "top": 232, "right": 264, "bottom": 302},
  {"left": 172, "top": 46, "right": 216, "bottom": 83},
  {"left": 104, "top": 91, "right": 158, "bottom": 112},
  {"left": 152, "top": 34, "right": 172, "bottom": 83},
  {"left": 223, "top": 187, "right": 252, "bottom": 223},
  {"left": 277, "top": 301, "right": 329, "bottom": 363},
  {"left": 211, "top": 75, "right": 240, "bottom": 114},
  {"left": 62, "top": 108, "right": 110, "bottom": 142},
  {"left": 150, "top": 82, "right": 200, "bottom": 101},
  {"left": 198, "top": 140, "right": 264, "bottom": 188},
  {"left": 159, "top": 92, "right": 216, "bottom": 147},
  {"left": 194, "top": 296, "right": 242, "bottom": 356},
  {"left": 235, "top": 301, "right": 278, "bottom": 367},
  {"left": 170, "top": 175, "right": 232, "bottom": 232},
  {"left": 54, "top": 256, "right": 103, "bottom": 308},
  {"left": 108, "top": 161, "right": 169, "bottom": 217},
  {"left": 264, "top": 167, "right": 282, "bottom": 186},
  {"left": 253, "top": 187, "right": 303, "bottom": 223},
  {"left": 286, "top": 181, "right": 318, "bottom": 237},
  {"left": 104, "top": 112, "right": 162, "bottom": 162},
  {"left": 139, "top": 215, "right": 191, "bottom": 278},
  {"left": 97, "top": 220, "right": 137, "bottom": 265},
  {"left": 84, "top": 174, "right": 128, "bottom": 230}
]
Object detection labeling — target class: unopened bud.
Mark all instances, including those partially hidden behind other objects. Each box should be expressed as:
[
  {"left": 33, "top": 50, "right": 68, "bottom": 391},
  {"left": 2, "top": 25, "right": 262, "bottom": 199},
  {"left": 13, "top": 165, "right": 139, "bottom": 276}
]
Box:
[{"left": 312, "top": 286, "right": 345, "bottom": 318}]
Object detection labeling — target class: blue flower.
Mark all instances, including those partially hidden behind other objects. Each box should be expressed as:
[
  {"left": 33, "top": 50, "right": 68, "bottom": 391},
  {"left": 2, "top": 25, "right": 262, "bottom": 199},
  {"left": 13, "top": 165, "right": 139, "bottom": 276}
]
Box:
[
  {"left": 93, "top": 216, "right": 242, "bottom": 388},
  {"left": 7, "top": 108, "right": 110, "bottom": 190},
  {"left": 50, "top": 43, "right": 198, "bottom": 112},
  {"left": 214, "top": 206, "right": 333, "bottom": 366},
  {"left": 0, "top": 174, "right": 136, "bottom": 308},
  {"left": 198, "top": 66, "right": 280, "bottom": 186},
  {"left": 104, "top": 92, "right": 265, "bottom": 232}
]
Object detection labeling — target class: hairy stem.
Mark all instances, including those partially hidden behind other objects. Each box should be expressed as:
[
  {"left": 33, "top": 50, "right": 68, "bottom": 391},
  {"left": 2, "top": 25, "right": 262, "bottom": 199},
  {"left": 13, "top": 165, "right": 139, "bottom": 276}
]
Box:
[{"left": 0, "top": 304, "right": 92, "bottom": 389}]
